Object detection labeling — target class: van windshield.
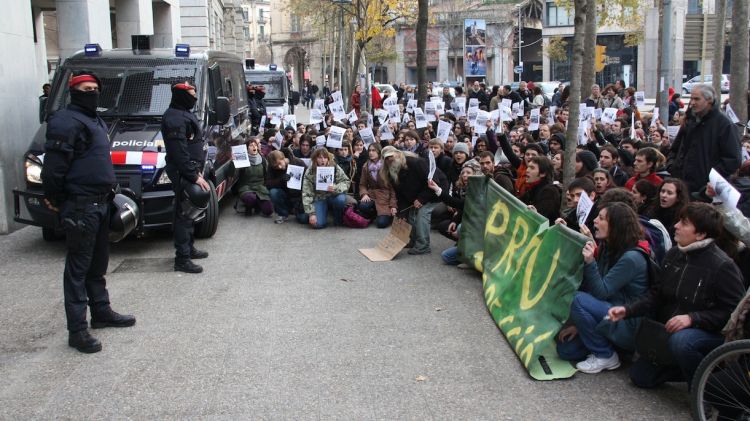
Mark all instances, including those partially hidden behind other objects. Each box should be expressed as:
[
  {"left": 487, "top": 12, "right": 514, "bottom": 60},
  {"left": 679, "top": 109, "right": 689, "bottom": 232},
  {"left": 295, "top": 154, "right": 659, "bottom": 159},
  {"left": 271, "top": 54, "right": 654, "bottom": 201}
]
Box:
[
  {"left": 52, "top": 65, "right": 200, "bottom": 117},
  {"left": 245, "top": 72, "right": 286, "bottom": 100}
]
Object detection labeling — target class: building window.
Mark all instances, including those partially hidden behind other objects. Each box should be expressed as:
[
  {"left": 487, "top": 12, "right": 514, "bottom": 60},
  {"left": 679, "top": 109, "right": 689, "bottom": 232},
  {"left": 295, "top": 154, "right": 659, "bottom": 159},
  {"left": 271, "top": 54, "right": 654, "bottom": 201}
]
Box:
[
  {"left": 687, "top": 0, "right": 702, "bottom": 14},
  {"left": 291, "top": 15, "right": 301, "bottom": 33},
  {"left": 244, "top": 27, "right": 250, "bottom": 40},
  {"left": 259, "top": 25, "right": 265, "bottom": 42},
  {"left": 546, "top": 1, "right": 573, "bottom": 27},
  {"left": 242, "top": 9, "right": 249, "bottom": 23}
]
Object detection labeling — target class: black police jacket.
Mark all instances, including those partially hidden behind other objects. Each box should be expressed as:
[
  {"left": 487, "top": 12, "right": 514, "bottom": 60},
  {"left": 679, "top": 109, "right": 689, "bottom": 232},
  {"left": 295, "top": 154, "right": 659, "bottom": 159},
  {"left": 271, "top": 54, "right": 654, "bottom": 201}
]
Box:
[
  {"left": 41, "top": 104, "right": 116, "bottom": 205},
  {"left": 161, "top": 107, "right": 205, "bottom": 183}
]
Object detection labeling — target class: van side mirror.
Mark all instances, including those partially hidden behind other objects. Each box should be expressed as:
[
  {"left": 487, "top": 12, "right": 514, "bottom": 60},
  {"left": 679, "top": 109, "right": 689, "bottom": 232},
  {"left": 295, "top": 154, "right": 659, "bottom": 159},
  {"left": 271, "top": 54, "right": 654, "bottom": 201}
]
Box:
[{"left": 213, "top": 97, "right": 230, "bottom": 125}]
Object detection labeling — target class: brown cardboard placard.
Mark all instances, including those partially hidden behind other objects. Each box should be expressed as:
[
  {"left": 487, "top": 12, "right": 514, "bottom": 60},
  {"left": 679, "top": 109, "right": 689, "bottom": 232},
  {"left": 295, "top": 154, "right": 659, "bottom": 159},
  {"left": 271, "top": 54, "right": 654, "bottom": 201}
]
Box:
[{"left": 358, "top": 218, "right": 412, "bottom": 261}]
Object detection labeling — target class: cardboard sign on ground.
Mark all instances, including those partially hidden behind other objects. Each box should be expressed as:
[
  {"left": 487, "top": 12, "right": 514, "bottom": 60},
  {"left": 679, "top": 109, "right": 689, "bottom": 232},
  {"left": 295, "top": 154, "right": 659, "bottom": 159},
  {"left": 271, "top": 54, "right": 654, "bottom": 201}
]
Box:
[{"left": 359, "top": 218, "right": 412, "bottom": 261}]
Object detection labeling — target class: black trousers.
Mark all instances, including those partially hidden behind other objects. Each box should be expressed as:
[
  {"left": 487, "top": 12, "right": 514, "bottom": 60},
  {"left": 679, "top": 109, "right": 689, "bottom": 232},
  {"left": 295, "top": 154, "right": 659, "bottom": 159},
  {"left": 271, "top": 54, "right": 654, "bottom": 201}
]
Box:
[
  {"left": 173, "top": 186, "right": 194, "bottom": 260},
  {"left": 61, "top": 199, "right": 111, "bottom": 332}
]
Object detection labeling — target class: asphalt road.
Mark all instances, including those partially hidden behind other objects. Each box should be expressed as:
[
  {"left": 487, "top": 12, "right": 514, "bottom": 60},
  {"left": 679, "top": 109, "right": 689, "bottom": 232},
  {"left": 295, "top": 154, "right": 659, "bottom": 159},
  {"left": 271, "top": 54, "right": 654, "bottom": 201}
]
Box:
[{"left": 0, "top": 194, "right": 692, "bottom": 420}]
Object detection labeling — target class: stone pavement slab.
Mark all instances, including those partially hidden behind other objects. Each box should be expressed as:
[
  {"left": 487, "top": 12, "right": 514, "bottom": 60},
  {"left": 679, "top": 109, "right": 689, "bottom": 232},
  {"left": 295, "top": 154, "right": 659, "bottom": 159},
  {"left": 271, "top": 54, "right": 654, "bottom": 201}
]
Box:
[{"left": 0, "top": 201, "right": 691, "bottom": 420}]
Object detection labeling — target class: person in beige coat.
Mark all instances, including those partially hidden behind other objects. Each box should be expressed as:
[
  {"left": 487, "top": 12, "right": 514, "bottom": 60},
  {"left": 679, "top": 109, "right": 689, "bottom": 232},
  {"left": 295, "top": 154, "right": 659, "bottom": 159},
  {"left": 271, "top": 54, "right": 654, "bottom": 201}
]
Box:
[{"left": 357, "top": 143, "right": 397, "bottom": 228}]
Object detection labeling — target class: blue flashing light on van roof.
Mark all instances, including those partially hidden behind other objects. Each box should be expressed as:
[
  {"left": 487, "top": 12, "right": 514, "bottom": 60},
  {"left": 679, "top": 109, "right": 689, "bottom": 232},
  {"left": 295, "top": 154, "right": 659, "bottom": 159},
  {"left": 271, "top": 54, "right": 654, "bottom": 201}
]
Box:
[
  {"left": 268, "top": 64, "right": 277, "bottom": 71},
  {"left": 84, "top": 44, "right": 102, "bottom": 57},
  {"left": 175, "top": 44, "right": 190, "bottom": 57}
]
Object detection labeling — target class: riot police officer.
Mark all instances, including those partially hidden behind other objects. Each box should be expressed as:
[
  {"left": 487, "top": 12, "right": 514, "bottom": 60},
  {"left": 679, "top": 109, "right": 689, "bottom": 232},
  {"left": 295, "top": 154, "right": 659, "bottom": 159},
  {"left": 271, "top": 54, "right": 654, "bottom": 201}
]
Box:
[
  {"left": 162, "top": 82, "right": 210, "bottom": 273},
  {"left": 41, "top": 71, "right": 136, "bottom": 354}
]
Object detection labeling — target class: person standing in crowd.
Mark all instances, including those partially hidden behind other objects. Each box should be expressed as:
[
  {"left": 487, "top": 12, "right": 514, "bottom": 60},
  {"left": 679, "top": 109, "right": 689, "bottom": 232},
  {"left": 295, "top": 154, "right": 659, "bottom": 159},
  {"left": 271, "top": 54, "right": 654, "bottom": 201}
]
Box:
[
  {"left": 608, "top": 203, "right": 745, "bottom": 389},
  {"left": 162, "top": 82, "right": 210, "bottom": 274},
  {"left": 301, "top": 148, "right": 350, "bottom": 229},
  {"left": 557, "top": 202, "right": 649, "bottom": 373},
  {"left": 466, "top": 80, "right": 489, "bottom": 110},
  {"left": 39, "top": 83, "right": 51, "bottom": 123},
  {"left": 41, "top": 71, "right": 135, "bottom": 353},
  {"left": 350, "top": 84, "right": 362, "bottom": 117},
  {"left": 381, "top": 146, "right": 446, "bottom": 255},
  {"left": 668, "top": 84, "right": 742, "bottom": 194}
]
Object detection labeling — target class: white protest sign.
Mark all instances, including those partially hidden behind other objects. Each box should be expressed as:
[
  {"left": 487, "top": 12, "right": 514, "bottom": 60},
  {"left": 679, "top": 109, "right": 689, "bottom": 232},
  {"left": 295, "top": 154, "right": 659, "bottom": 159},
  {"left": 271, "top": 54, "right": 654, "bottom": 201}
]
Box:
[
  {"left": 315, "top": 135, "right": 327, "bottom": 148},
  {"left": 231, "top": 145, "right": 250, "bottom": 168},
  {"left": 367, "top": 113, "right": 374, "bottom": 129},
  {"left": 403, "top": 113, "right": 411, "bottom": 124},
  {"left": 549, "top": 105, "right": 557, "bottom": 122},
  {"left": 331, "top": 91, "right": 343, "bottom": 103},
  {"left": 283, "top": 114, "right": 297, "bottom": 129},
  {"left": 578, "top": 124, "right": 588, "bottom": 145},
  {"left": 273, "top": 131, "right": 284, "bottom": 150},
  {"left": 383, "top": 95, "right": 398, "bottom": 107},
  {"left": 454, "top": 102, "right": 466, "bottom": 117},
  {"left": 475, "top": 110, "right": 490, "bottom": 134},
  {"left": 301, "top": 158, "right": 311, "bottom": 167},
  {"left": 387, "top": 105, "right": 401, "bottom": 123},
  {"left": 380, "top": 123, "right": 394, "bottom": 140},
  {"left": 501, "top": 98, "right": 512, "bottom": 109},
  {"left": 329, "top": 101, "right": 346, "bottom": 121},
  {"left": 430, "top": 96, "right": 442, "bottom": 104},
  {"left": 267, "top": 107, "right": 284, "bottom": 126},
  {"left": 314, "top": 99, "right": 326, "bottom": 114},
  {"left": 434, "top": 101, "right": 445, "bottom": 116},
  {"left": 467, "top": 106, "right": 479, "bottom": 124},
  {"left": 437, "top": 120, "right": 452, "bottom": 143},
  {"left": 316, "top": 167, "right": 335, "bottom": 191},
  {"left": 347, "top": 109, "right": 359, "bottom": 124},
  {"left": 286, "top": 165, "right": 304, "bottom": 190},
  {"left": 500, "top": 106, "right": 513, "bottom": 122},
  {"left": 726, "top": 104, "right": 740, "bottom": 124},
  {"left": 259, "top": 115, "right": 267, "bottom": 131},
  {"left": 414, "top": 108, "right": 428, "bottom": 129},
  {"left": 428, "top": 150, "right": 436, "bottom": 181},
  {"left": 667, "top": 125, "right": 680, "bottom": 140},
  {"left": 376, "top": 109, "right": 389, "bottom": 125},
  {"left": 651, "top": 107, "right": 659, "bottom": 127},
  {"left": 511, "top": 102, "right": 522, "bottom": 118},
  {"left": 359, "top": 127, "right": 375, "bottom": 147},
  {"left": 406, "top": 99, "right": 418, "bottom": 114},
  {"left": 469, "top": 98, "right": 479, "bottom": 108},
  {"left": 529, "top": 108, "right": 540, "bottom": 131},
  {"left": 602, "top": 108, "right": 618, "bottom": 125},
  {"left": 709, "top": 168, "right": 741, "bottom": 209},
  {"left": 407, "top": 92, "right": 415, "bottom": 101},
  {"left": 635, "top": 91, "right": 645, "bottom": 108},
  {"left": 593, "top": 108, "right": 603, "bottom": 121},
  {"left": 576, "top": 191, "right": 594, "bottom": 227},
  {"left": 424, "top": 101, "right": 437, "bottom": 122},
  {"left": 326, "top": 126, "right": 345, "bottom": 148},
  {"left": 310, "top": 109, "right": 324, "bottom": 124}
]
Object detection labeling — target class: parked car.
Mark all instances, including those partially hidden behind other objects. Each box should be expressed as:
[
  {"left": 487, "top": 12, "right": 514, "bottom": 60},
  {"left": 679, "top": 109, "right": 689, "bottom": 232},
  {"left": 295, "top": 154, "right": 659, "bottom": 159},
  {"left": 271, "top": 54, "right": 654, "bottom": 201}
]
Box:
[
  {"left": 682, "top": 74, "right": 730, "bottom": 94},
  {"left": 15, "top": 44, "right": 247, "bottom": 240}
]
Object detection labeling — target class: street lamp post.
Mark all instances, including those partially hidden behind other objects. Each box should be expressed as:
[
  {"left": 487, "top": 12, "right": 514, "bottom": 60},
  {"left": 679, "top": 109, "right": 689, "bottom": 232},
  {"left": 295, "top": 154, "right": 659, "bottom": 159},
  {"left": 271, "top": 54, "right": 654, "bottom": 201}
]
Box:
[
  {"left": 517, "top": 4, "right": 522, "bottom": 83},
  {"left": 332, "top": 0, "right": 352, "bottom": 107}
]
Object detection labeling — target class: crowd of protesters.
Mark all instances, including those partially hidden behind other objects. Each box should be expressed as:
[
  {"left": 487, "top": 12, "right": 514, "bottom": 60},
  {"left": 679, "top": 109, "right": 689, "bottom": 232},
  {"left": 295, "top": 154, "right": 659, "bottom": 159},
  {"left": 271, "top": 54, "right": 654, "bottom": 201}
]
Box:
[{"left": 242, "top": 79, "right": 750, "bottom": 404}]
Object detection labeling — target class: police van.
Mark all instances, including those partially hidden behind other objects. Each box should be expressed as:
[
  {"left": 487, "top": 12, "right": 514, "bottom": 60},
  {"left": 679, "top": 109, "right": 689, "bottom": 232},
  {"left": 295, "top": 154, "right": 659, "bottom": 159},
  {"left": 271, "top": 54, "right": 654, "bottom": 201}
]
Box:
[
  {"left": 244, "top": 63, "right": 294, "bottom": 116},
  {"left": 14, "top": 43, "right": 249, "bottom": 240}
]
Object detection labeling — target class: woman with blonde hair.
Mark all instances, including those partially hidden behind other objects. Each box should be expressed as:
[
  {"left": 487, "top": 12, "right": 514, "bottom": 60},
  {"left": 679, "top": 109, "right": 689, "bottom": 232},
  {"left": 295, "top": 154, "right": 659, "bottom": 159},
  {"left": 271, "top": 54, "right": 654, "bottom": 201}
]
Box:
[{"left": 300, "top": 148, "right": 351, "bottom": 228}]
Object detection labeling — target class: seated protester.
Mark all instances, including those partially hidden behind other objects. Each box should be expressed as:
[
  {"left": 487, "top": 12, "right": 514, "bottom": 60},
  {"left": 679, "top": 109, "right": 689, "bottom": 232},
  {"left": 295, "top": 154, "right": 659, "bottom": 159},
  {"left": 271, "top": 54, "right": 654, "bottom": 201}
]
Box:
[
  {"left": 236, "top": 139, "right": 273, "bottom": 217},
  {"left": 428, "top": 139, "right": 453, "bottom": 177},
  {"left": 608, "top": 203, "right": 746, "bottom": 388},
  {"left": 433, "top": 160, "right": 482, "bottom": 241},
  {"left": 300, "top": 148, "right": 351, "bottom": 229},
  {"left": 497, "top": 130, "right": 543, "bottom": 197},
  {"left": 381, "top": 146, "right": 448, "bottom": 255},
  {"left": 548, "top": 133, "right": 565, "bottom": 157},
  {"left": 576, "top": 150, "right": 599, "bottom": 180},
  {"left": 266, "top": 149, "right": 306, "bottom": 224},
  {"left": 521, "top": 155, "right": 561, "bottom": 224},
  {"left": 293, "top": 135, "right": 314, "bottom": 162},
  {"left": 473, "top": 137, "right": 488, "bottom": 155},
  {"left": 334, "top": 141, "right": 357, "bottom": 193},
  {"left": 477, "top": 151, "right": 515, "bottom": 193},
  {"left": 351, "top": 137, "right": 368, "bottom": 198},
  {"left": 631, "top": 179, "right": 659, "bottom": 216},
  {"left": 592, "top": 168, "right": 615, "bottom": 195},
  {"left": 358, "top": 143, "right": 397, "bottom": 228},
  {"left": 624, "top": 147, "right": 663, "bottom": 191},
  {"left": 646, "top": 178, "right": 690, "bottom": 241},
  {"left": 402, "top": 129, "right": 425, "bottom": 157},
  {"left": 559, "top": 177, "right": 598, "bottom": 233},
  {"left": 446, "top": 141, "right": 471, "bottom": 186},
  {"left": 557, "top": 202, "right": 649, "bottom": 373},
  {"left": 598, "top": 145, "right": 630, "bottom": 187},
  {"left": 551, "top": 151, "right": 564, "bottom": 184}
]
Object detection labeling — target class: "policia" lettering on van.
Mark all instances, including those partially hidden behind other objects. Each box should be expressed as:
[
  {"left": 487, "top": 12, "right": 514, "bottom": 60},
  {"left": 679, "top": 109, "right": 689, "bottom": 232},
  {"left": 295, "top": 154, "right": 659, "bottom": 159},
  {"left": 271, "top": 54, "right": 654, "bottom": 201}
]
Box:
[{"left": 112, "top": 140, "right": 155, "bottom": 148}]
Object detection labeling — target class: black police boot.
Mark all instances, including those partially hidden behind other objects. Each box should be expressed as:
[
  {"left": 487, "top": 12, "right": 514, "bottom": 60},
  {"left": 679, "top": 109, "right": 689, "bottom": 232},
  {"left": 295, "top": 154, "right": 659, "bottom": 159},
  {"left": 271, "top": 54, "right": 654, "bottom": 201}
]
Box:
[
  {"left": 190, "top": 248, "right": 209, "bottom": 259},
  {"left": 175, "top": 259, "right": 203, "bottom": 274},
  {"left": 69, "top": 329, "right": 102, "bottom": 353},
  {"left": 91, "top": 308, "right": 136, "bottom": 329}
]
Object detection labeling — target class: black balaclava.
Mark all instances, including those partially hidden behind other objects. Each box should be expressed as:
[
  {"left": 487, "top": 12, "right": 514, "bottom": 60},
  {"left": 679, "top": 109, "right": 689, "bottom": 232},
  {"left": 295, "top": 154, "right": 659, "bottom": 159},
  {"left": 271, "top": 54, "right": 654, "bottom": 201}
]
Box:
[
  {"left": 170, "top": 84, "right": 198, "bottom": 111},
  {"left": 70, "top": 89, "right": 99, "bottom": 115}
]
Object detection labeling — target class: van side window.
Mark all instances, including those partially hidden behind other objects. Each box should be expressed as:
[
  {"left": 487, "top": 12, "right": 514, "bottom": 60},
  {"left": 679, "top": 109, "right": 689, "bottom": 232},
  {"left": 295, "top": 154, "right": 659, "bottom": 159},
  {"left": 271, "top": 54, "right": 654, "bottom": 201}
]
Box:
[{"left": 209, "top": 64, "right": 223, "bottom": 99}]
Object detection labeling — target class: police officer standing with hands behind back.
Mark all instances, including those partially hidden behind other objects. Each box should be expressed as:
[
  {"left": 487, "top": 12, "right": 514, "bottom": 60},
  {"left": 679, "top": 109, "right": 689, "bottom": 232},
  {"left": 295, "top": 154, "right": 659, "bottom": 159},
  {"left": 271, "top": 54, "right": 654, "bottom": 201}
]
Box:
[
  {"left": 41, "top": 71, "right": 136, "bottom": 354},
  {"left": 162, "top": 82, "right": 210, "bottom": 274}
]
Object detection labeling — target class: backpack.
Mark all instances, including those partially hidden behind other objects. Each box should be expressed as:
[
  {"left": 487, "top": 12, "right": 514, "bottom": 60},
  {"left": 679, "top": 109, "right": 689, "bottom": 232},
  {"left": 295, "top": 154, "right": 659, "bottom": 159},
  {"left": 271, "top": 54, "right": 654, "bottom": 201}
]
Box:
[
  {"left": 342, "top": 206, "right": 370, "bottom": 228},
  {"left": 632, "top": 246, "right": 662, "bottom": 289},
  {"left": 543, "top": 95, "right": 551, "bottom": 107},
  {"left": 638, "top": 216, "right": 672, "bottom": 265}
]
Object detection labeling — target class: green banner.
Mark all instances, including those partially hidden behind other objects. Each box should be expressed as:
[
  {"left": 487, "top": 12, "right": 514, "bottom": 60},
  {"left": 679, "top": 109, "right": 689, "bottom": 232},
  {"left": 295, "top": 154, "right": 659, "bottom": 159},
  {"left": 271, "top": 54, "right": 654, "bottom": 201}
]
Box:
[{"left": 458, "top": 177, "right": 588, "bottom": 380}]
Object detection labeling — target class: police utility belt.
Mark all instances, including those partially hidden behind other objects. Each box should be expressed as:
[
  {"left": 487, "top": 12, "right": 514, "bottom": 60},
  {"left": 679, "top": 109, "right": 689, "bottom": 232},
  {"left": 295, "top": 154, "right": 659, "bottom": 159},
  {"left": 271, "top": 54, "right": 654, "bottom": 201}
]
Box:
[{"left": 70, "top": 191, "right": 114, "bottom": 207}]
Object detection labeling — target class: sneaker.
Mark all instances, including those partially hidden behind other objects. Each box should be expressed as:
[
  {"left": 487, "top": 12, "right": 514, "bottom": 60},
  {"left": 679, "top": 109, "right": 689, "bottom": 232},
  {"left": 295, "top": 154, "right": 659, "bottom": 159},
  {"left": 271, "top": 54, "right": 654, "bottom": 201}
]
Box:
[
  {"left": 274, "top": 215, "right": 288, "bottom": 224},
  {"left": 407, "top": 248, "right": 431, "bottom": 255},
  {"left": 576, "top": 353, "right": 620, "bottom": 374}
]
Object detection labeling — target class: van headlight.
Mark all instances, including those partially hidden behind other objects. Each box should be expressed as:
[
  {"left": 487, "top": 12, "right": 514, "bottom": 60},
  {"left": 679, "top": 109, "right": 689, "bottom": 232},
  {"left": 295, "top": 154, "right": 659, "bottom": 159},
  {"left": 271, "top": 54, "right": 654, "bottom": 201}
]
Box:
[
  {"left": 25, "top": 155, "right": 43, "bottom": 185},
  {"left": 156, "top": 170, "right": 172, "bottom": 185}
]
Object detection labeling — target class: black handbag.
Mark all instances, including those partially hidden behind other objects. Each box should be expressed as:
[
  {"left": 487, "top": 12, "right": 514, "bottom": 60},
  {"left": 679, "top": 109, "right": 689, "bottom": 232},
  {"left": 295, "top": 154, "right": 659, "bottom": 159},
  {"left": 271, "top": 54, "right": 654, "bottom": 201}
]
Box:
[{"left": 635, "top": 318, "right": 674, "bottom": 366}]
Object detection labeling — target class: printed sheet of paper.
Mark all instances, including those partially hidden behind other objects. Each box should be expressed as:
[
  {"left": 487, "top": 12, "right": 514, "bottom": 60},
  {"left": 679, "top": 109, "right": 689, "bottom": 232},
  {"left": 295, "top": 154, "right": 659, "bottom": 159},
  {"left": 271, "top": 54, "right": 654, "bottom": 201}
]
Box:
[
  {"left": 709, "top": 168, "right": 741, "bottom": 209},
  {"left": 424, "top": 101, "right": 437, "bottom": 122},
  {"left": 576, "top": 191, "right": 594, "bottom": 227},
  {"left": 593, "top": 108, "right": 602, "bottom": 121},
  {"left": 467, "top": 106, "right": 479, "bottom": 124},
  {"left": 315, "top": 135, "right": 327, "bottom": 148},
  {"left": 428, "top": 150, "right": 436, "bottom": 181},
  {"left": 316, "top": 166, "right": 335, "bottom": 191},
  {"left": 359, "top": 127, "right": 375, "bottom": 147},
  {"left": 414, "top": 108, "right": 428, "bottom": 129},
  {"left": 383, "top": 96, "right": 397, "bottom": 107},
  {"left": 286, "top": 165, "right": 304, "bottom": 190},
  {"left": 314, "top": 99, "right": 326, "bottom": 114},
  {"left": 469, "top": 98, "right": 479, "bottom": 108},
  {"left": 529, "top": 108, "right": 540, "bottom": 131},
  {"left": 310, "top": 109, "right": 324, "bottom": 125},
  {"left": 726, "top": 104, "right": 740, "bottom": 124},
  {"left": 347, "top": 110, "right": 359, "bottom": 124},
  {"left": 475, "top": 110, "right": 490, "bottom": 134},
  {"left": 635, "top": 91, "right": 645, "bottom": 108},
  {"left": 358, "top": 217, "right": 413, "bottom": 261},
  {"left": 300, "top": 158, "right": 311, "bottom": 168},
  {"left": 329, "top": 101, "right": 346, "bottom": 121},
  {"left": 387, "top": 105, "right": 401, "bottom": 123},
  {"left": 549, "top": 106, "right": 557, "bottom": 122},
  {"left": 511, "top": 102, "right": 522, "bottom": 118},
  {"left": 650, "top": 107, "right": 659, "bottom": 127},
  {"left": 376, "top": 109, "right": 389, "bottom": 125},
  {"left": 380, "top": 123, "right": 394, "bottom": 140},
  {"left": 501, "top": 98, "right": 512, "bottom": 109},
  {"left": 331, "top": 91, "right": 343, "bottom": 103},
  {"left": 500, "top": 106, "right": 513, "bottom": 122},
  {"left": 231, "top": 145, "right": 250, "bottom": 168},
  {"left": 667, "top": 125, "right": 680, "bottom": 140},
  {"left": 267, "top": 107, "right": 284, "bottom": 126},
  {"left": 326, "top": 126, "right": 345, "bottom": 148},
  {"left": 367, "top": 113, "right": 374, "bottom": 129},
  {"left": 283, "top": 114, "right": 297, "bottom": 129},
  {"left": 259, "top": 115, "right": 267, "bottom": 131},
  {"left": 273, "top": 131, "right": 284, "bottom": 150},
  {"left": 437, "top": 120, "right": 452, "bottom": 142},
  {"left": 601, "top": 108, "right": 618, "bottom": 125},
  {"left": 452, "top": 101, "right": 466, "bottom": 117}
]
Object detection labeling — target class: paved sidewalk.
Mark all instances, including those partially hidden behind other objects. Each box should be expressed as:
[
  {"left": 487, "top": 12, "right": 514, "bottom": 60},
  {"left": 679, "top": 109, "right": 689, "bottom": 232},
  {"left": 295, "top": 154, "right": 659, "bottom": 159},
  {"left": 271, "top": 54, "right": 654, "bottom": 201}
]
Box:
[{"left": 0, "top": 202, "right": 691, "bottom": 420}]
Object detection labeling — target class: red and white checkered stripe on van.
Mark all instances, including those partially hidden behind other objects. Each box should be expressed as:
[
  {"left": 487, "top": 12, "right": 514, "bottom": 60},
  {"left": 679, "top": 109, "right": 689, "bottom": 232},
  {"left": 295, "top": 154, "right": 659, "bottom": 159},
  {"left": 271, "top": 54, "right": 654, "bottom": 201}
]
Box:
[{"left": 110, "top": 151, "right": 166, "bottom": 168}]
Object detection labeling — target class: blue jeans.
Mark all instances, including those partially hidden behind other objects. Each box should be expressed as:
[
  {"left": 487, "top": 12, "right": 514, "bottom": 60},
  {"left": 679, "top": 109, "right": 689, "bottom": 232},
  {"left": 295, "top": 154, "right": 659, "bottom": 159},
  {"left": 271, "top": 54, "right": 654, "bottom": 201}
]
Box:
[
  {"left": 269, "top": 188, "right": 291, "bottom": 217},
  {"left": 441, "top": 246, "right": 459, "bottom": 265},
  {"left": 557, "top": 291, "right": 614, "bottom": 360},
  {"left": 407, "top": 201, "right": 437, "bottom": 253},
  {"left": 308, "top": 193, "right": 346, "bottom": 228},
  {"left": 629, "top": 328, "right": 724, "bottom": 388},
  {"left": 357, "top": 200, "right": 392, "bottom": 228}
]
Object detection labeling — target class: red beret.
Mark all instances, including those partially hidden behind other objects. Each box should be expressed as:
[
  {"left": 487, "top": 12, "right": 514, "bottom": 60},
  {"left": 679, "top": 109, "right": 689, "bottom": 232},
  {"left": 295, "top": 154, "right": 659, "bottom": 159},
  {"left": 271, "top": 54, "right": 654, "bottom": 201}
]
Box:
[{"left": 173, "top": 82, "right": 195, "bottom": 91}]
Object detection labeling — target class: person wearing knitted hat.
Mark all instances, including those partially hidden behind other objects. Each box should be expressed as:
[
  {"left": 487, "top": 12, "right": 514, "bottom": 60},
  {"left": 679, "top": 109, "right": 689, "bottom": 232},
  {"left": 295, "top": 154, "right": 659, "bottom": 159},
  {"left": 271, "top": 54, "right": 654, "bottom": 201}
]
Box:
[
  {"left": 41, "top": 71, "right": 135, "bottom": 353},
  {"left": 162, "top": 81, "right": 211, "bottom": 274},
  {"left": 576, "top": 150, "right": 599, "bottom": 179}
]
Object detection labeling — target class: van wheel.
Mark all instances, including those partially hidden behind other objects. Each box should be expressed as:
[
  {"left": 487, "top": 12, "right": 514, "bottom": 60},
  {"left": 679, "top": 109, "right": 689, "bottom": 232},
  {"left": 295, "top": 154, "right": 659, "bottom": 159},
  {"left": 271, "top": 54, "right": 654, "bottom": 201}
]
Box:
[
  {"left": 195, "top": 180, "right": 218, "bottom": 238},
  {"left": 42, "top": 227, "right": 62, "bottom": 241}
]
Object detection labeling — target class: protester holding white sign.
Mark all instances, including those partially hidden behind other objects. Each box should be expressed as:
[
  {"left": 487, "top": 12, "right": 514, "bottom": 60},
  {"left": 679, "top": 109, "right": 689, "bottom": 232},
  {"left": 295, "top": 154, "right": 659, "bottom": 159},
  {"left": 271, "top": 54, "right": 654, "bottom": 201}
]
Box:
[{"left": 301, "top": 148, "right": 351, "bottom": 229}]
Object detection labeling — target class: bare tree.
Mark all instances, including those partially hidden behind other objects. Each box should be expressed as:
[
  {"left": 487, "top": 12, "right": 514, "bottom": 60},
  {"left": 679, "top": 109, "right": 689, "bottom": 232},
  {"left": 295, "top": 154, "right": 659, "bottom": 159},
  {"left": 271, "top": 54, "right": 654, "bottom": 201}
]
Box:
[
  {"left": 729, "top": 0, "right": 748, "bottom": 123},
  {"left": 580, "top": 0, "right": 597, "bottom": 91},
  {"left": 416, "top": 0, "right": 428, "bottom": 106},
  {"left": 711, "top": 0, "right": 727, "bottom": 97},
  {"left": 563, "top": 0, "right": 588, "bottom": 188}
]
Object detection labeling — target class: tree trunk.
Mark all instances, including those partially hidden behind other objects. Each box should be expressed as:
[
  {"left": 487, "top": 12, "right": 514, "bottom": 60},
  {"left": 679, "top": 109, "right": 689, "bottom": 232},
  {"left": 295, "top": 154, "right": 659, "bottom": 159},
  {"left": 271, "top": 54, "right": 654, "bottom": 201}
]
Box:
[
  {"left": 416, "top": 0, "right": 429, "bottom": 106},
  {"left": 711, "top": 0, "right": 727, "bottom": 98},
  {"left": 729, "top": 0, "right": 748, "bottom": 123},
  {"left": 580, "top": 0, "right": 597, "bottom": 91},
  {"left": 564, "top": 0, "right": 588, "bottom": 188},
  {"left": 656, "top": 0, "right": 663, "bottom": 93}
]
